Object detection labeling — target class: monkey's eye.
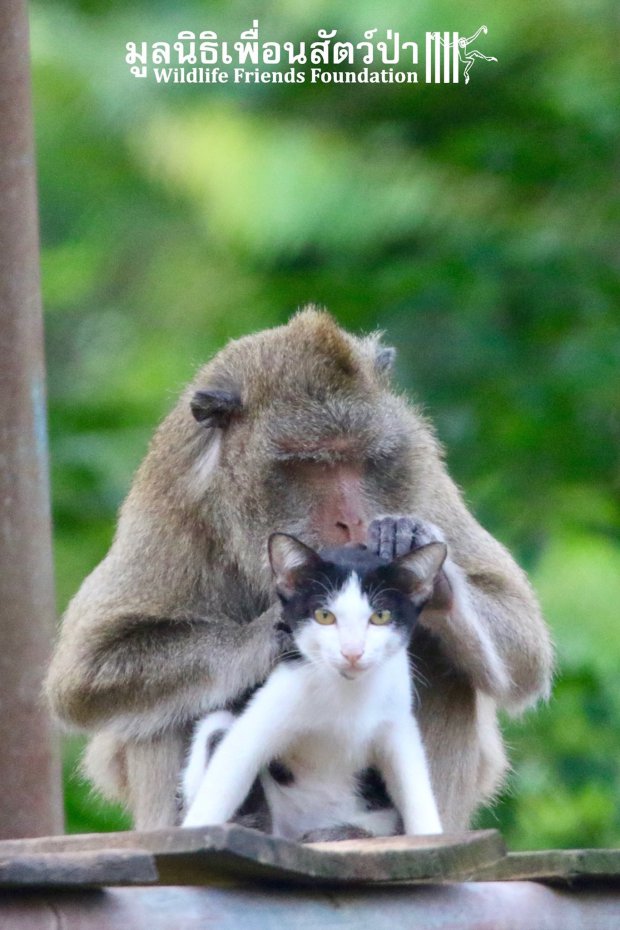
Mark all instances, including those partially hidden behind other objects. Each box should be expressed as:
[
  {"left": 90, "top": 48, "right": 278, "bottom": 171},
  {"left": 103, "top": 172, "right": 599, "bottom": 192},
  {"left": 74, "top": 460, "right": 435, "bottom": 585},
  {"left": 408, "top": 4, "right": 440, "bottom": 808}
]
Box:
[
  {"left": 369, "top": 610, "right": 392, "bottom": 625},
  {"left": 314, "top": 608, "right": 336, "bottom": 625}
]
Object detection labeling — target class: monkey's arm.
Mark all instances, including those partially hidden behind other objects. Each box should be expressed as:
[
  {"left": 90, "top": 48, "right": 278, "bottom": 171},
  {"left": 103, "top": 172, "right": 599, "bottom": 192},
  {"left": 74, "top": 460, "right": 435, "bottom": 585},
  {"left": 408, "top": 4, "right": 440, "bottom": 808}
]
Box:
[
  {"left": 423, "top": 476, "right": 553, "bottom": 711},
  {"left": 371, "top": 481, "right": 552, "bottom": 710},
  {"left": 465, "top": 25, "right": 487, "bottom": 44},
  {"left": 46, "top": 574, "right": 281, "bottom": 737}
]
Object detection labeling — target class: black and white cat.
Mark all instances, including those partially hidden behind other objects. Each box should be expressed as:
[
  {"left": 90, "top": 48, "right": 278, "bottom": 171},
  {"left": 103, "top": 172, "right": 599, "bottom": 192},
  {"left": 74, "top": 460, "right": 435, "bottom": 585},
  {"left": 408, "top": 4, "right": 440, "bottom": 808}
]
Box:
[{"left": 182, "top": 533, "right": 446, "bottom": 840}]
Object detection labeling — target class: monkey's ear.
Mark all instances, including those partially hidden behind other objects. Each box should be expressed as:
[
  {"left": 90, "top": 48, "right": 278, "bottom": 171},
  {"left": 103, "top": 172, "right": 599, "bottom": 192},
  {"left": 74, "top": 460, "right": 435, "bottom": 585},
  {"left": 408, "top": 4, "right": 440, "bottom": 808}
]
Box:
[
  {"left": 190, "top": 389, "right": 242, "bottom": 428},
  {"left": 268, "top": 533, "right": 321, "bottom": 599},
  {"left": 396, "top": 542, "right": 447, "bottom": 604},
  {"left": 375, "top": 346, "right": 396, "bottom": 375}
]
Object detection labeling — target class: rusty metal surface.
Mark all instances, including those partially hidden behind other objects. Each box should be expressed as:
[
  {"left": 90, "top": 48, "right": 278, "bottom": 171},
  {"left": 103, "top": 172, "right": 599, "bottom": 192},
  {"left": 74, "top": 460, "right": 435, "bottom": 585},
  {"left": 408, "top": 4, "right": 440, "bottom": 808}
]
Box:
[
  {"left": 2, "top": 882, "right": 620, "bottom": 930},
  {"left": 0, "top": 0, "right": 63, "bottom": 837}
]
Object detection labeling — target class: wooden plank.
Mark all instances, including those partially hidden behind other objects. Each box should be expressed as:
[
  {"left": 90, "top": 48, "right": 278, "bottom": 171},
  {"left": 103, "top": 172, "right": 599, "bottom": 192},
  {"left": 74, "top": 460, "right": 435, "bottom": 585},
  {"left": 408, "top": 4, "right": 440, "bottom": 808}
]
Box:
[
  {"left": 155, "top": 827, "right": 506, "bottom": 885},
  {"left": 0, "top": 849, "right": 158, "bottom": 887},
  {"left": 0, "top": 826, "right": 505, "bottom": 887},
  {"left": 477, "top": 848, "right": 620, "bottom": 885}
]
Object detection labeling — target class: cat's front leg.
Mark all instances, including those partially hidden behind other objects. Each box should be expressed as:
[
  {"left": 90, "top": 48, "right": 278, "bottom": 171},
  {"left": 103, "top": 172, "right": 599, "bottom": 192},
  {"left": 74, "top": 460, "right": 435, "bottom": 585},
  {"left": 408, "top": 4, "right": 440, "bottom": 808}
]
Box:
[
  {"left": 182, "top": 710, "right": 235, "bottom": 810},
  {"left": 183, "top": 667, "right": 301, "bottom": 828},
  {"left": 375, "top": 716, "right": 442, "bottom": 836}
]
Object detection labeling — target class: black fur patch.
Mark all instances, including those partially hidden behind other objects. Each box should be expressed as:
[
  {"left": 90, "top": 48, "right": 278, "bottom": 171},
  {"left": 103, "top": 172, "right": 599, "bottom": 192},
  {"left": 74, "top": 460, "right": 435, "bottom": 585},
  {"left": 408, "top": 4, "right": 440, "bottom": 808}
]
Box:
[
  {"left": 278, "top": 544, "right": 424, "bottom": 647},
  {"left": 279, "top": 646, "right": 304, "bottom": 663},
  {"left": 205, "top": 728, "right": 226, "bottom": 763},
  {"left": 226, "top": 683, "right": 261, "bottom": 714},
  {"left": 356, "top": 766, "right": 392, "bottom": 811},
  {"left": 235, "top": 776, "right": 271, "bottom": 830},
  {"left": 275, "top": 620, "right": 304, "bottom": 663},
  {"left": 301, "top": 824, "right": 375, "bottom": 843},
  {"left": 267, "top": 758, "right": 295, "bottom": 785}
]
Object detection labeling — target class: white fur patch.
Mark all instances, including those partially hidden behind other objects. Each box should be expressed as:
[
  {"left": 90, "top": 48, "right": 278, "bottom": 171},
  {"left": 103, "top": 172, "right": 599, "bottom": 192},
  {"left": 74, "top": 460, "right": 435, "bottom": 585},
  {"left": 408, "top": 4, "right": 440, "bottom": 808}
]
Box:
[
  {"left": 182, "top": 600, "right": 442, "bottom": 838},
  {"left": 182, "top": 710, "right": 234, "bottom": 807},
  {"left": 187, "top": 435, "right": 222, "bottom": 499},
  {"left": 442, "top": 556, "right": 512, "bottom": 697},
  {"left": 328, "top": 573, "right": 372, "bottom": 655}
]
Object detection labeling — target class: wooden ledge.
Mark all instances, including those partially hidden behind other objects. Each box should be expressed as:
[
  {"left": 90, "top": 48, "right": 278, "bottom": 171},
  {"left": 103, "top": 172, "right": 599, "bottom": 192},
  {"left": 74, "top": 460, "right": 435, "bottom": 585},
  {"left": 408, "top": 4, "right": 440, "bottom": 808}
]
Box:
[
  {"left": 477, "top": 847, "right": 620, "bottom": 885},
  {"left": 0, "top": 826, "right": 504, "bottom": 887},
  {"left": 2, "top": 826, "right": 619, "bottom": 890}
]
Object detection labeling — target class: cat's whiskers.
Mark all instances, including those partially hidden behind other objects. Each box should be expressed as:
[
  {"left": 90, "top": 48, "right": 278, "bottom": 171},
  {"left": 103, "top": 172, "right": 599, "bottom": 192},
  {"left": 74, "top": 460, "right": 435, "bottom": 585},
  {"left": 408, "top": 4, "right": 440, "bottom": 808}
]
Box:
[
  {"left": 313, "top": 572, "right": 336, "bottom": 600},
  {"left": 373, "top": 586, "right": 401, "bottom": 599},
  {"left": 365, "top": 582, "right": 382, "bottom": 605},
  {"left": 407, "top": 655, "right": 430, "bottom": 694},
  {"left": 279, "top": 650, "right": 302, "bottom": 661}
]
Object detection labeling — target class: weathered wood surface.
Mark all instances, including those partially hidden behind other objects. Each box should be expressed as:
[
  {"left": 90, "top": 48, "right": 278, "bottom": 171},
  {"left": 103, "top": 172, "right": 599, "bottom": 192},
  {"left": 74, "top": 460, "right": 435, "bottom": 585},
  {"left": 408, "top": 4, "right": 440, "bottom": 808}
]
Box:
[
  {"left": 0, "top": 826, "right": 504, "bottom": 887},
  {"left": 0, "top": 849, "right": 157, "bottom": 888},
  {"left": 478, "top": 847, "right": 620, "bottom": 885},
  {"left": 0, "top": 826, "right": 619, "bottom": 890}
]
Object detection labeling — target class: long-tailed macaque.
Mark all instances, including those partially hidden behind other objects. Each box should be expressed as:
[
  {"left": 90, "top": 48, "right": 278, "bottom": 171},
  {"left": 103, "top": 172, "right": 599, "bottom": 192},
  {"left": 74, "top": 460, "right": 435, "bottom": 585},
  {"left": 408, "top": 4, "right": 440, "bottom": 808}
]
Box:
[{"left": 46, "top": 308, "right": 553, "bottom": 832}]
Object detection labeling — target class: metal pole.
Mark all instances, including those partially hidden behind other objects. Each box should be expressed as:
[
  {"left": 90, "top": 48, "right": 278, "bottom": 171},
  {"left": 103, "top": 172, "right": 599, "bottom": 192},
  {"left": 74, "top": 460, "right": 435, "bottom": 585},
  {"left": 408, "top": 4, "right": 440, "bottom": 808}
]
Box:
[{"left": 0, "top": 0, "right": 63, "bottom": 836}]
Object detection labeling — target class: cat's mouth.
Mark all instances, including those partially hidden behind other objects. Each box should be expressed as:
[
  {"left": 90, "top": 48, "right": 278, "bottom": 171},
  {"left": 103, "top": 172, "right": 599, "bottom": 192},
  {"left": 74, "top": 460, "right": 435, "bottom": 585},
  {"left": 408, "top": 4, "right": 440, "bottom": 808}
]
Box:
[{"left": 338, "top": 665, "right": 367, "bottom": 680}]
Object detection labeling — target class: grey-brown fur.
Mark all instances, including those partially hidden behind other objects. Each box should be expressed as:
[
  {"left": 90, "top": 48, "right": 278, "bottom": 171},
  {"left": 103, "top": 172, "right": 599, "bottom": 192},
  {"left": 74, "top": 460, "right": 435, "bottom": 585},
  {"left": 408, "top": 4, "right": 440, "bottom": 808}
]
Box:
[{"left": 45, "top": 307, "right": 553, "bottom": 832}]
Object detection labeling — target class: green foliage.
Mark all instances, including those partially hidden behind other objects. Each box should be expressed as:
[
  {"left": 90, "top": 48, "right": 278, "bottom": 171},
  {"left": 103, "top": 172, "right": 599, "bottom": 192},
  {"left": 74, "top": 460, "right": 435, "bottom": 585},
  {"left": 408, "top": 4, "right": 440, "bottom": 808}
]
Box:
[{"left": 33, "top": 0, "right": 620, "bottom": 848}]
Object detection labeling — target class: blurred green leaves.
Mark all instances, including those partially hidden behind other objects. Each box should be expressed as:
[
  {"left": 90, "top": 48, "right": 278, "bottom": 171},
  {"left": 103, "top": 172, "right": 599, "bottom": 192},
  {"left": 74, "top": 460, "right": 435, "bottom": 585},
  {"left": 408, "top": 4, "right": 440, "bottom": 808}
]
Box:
[{"left": 33, "top": 0, "right": 620, "bottom": 848}]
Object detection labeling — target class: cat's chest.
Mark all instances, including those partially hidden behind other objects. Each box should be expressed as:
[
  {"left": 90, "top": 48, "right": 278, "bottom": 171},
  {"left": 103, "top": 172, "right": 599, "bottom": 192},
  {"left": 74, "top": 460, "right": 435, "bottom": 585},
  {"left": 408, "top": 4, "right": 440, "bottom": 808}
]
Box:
[{"left": 285, "top": 655, "right": 410, "bottom": 751}]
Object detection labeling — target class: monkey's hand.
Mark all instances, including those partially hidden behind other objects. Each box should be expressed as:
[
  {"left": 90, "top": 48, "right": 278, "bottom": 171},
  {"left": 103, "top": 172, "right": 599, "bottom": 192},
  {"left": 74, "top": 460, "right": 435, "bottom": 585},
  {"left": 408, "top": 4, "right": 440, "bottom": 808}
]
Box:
[
  {"left": 369, "top": 515, "right": 444, "bottom": 558},
  {"left": 368, "top": 515, "right": 454, "bottom": 612}
]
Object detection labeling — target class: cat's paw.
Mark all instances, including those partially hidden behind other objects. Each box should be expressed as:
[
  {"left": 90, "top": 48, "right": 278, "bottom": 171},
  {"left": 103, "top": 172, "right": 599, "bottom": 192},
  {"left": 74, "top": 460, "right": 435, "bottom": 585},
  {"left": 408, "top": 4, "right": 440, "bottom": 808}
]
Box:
[{"left": 368, "top": 515, "right": 445, "bottom": 560}]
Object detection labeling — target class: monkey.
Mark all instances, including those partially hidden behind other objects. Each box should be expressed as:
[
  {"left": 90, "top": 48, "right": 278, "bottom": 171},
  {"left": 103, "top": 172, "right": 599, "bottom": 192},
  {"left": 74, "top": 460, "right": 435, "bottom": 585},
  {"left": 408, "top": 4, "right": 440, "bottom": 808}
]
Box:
[{"left": 45, "top": 307, "right": 553, "bottom": 832}]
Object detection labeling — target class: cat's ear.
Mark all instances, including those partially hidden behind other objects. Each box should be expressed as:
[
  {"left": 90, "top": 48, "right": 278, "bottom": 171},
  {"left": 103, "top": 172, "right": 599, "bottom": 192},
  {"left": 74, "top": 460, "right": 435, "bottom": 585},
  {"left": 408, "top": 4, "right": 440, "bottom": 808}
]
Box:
[
  {"left": 268, "top": 533, "right": 322, "bottom": 599},
  {"left": 396, "top": 542, "right": 447, "bottom": 605}
]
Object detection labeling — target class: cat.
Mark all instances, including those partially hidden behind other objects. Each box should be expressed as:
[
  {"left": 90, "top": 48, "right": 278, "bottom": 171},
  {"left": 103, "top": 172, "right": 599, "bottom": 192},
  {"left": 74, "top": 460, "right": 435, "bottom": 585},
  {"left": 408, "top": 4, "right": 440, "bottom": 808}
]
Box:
[{"left": 181, "top": 532, "right": 447, "bottom": 841}]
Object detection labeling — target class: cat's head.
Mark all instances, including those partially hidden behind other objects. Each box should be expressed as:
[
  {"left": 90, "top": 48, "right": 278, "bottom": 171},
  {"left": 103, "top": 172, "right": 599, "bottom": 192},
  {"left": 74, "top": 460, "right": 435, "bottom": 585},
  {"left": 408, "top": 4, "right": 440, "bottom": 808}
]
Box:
[{"left": 268, "top": 534, "right": 447, "bottom": 680}]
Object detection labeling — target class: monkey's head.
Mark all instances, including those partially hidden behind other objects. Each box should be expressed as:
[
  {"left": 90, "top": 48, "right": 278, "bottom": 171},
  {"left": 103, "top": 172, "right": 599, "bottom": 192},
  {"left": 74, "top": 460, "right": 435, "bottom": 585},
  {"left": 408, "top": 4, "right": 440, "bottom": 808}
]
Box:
[{"left": 177, "top": 307, "right": 424, "bottom": 580}]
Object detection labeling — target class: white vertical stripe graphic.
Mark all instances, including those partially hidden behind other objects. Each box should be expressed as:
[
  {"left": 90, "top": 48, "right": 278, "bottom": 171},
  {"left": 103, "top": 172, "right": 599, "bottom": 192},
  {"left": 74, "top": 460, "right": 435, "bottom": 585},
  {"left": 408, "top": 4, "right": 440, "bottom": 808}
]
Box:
[
  {"left": 443, "top": 32, "right": 451, "bottom": 83},
  {"left": 453, "top": 32, "right": 460, "bottom": 82},
  {"left": 426, "top": 31, "right": 460, "bottom": 84}
]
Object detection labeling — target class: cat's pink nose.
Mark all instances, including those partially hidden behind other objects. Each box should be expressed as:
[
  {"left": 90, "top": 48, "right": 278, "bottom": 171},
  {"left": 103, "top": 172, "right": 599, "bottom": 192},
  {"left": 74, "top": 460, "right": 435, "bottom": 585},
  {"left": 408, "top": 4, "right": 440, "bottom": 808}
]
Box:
[{"left": 341, "top": 647, "right": 364, "bottom": 665}]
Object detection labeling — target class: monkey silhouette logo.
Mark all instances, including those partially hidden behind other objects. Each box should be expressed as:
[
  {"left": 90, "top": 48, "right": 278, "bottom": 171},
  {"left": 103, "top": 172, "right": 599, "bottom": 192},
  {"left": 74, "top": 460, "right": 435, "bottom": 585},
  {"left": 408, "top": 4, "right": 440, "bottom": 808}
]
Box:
[{"left": 430, "top": 26, "right": 498, "bottom": 85}]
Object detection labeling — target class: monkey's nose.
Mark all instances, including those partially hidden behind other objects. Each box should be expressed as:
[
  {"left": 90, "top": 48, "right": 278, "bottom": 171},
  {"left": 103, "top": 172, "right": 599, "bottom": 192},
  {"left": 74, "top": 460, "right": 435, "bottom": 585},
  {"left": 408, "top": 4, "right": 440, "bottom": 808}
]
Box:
[{"left": 334, "top": 520, "right": 368, "bottom": 546}]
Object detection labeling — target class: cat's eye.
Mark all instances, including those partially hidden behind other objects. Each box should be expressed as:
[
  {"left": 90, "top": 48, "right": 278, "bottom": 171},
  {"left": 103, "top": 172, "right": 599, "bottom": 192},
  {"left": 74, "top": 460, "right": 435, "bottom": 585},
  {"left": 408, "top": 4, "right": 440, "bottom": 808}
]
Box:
[
  {"left": 370, "top": 610, "right": 392, "bottom": 625},
  {"left": 314, "top": 608, "right": 336, "bottom": 625}
]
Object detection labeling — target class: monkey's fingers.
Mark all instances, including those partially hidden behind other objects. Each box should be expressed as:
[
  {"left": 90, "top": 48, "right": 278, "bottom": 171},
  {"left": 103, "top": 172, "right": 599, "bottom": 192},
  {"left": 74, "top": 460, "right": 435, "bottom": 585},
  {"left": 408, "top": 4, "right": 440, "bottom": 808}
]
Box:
[
  {"left": 395, "top": 517, "right": 418, "bottom": 556},
  {"left": 368, "top": 516, "right": 418, "bottom": 558},
  {"left": 369, "top": 517, "right": 396, "bottom": 559},
  {"left": 368, "top": 516, "right": 411, "bottom": 559}
]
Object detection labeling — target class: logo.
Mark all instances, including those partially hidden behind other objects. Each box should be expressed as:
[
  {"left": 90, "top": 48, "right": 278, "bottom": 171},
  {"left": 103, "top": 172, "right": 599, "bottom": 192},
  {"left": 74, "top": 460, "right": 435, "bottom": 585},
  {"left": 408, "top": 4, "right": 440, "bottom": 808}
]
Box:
[
  {"left": 426, "top": 26, "right": 497, "bottom": 85},
  {"left": 125, "top": 23, "right": 498, "bottom": 87}
]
